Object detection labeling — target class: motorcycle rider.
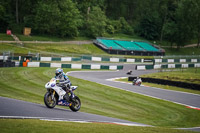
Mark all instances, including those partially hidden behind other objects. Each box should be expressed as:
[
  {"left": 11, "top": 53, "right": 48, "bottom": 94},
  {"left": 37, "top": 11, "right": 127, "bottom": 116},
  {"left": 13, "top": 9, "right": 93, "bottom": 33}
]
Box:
[
  {"left": 55, "top": 68, "right": 72, "bottom": 104},
  {"left": 133, "top": 77, "right": 142, "bottom": 85}
]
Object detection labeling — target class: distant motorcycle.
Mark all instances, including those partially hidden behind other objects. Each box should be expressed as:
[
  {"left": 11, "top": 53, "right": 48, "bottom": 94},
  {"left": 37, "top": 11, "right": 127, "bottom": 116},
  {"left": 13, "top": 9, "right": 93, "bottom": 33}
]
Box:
[
  {"left": 133, "top": 77, "right": 142, "bottom": 86},
  {"left": 44, "top": 78, "right": 81, "bottom": 112}
]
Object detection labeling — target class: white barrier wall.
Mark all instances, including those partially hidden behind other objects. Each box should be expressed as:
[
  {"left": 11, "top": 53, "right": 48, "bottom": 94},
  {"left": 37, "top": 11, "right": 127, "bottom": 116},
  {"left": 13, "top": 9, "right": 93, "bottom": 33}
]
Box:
[
  {"left": 154, "top": 64, "right": 161, "bottom": 69},
  {"left": 110, "top": 58, "right": 119, "bottom": 62},
  {"left": 182, "top": 64, "right": 188, "bottom": 68},
  {"left": 92, "top": 57, "right": 102, "bottom": 62},
  {"left": 51, "top": 63, "right": 61, "bottom": 68},
  {"left": 127, "top": 59, "right": 135, "bottom": 62},
  {"left": 109, "top": 66, "right": 117, "bottom": 70},
  {"left": 40, "top": 57, "right": 52, "bottom": 61},
  {"left": 27, "top": 62, "right": 40, "bottom": 67},
  {"left": 15, "top": 61, "right": 20, "bottom": 67},
  {"left": 137, "top": 66, "right": 146, "bottom": 70},
  {"left": 168, "top": 64, "right": 175, "bottom": 68},
  {"left": 180, "top": 59, "right": 186, "bottom": 63},
  {"left": 71, "top": 64, "right": 82, "bottom": 69},
  {"left": 0, "top": 56, "right": 8, "bottom": 60},
  {"left": 91, "top": 64, "right": 101, "bottom": 69},
  {"left": 191, "top": 59, "right": 197, "bottom": 63},
  {"left": 195, "top": 63, "right": 200, "bottom": 67},
  {"left": 61, "top": 57, "right": 72, "bottom": 61},
  {"left": 155, "top": 59, "right": 162, "bottom": 63},
  {"left": 168, "top": 59, "right": 174, "bottom": 63}
]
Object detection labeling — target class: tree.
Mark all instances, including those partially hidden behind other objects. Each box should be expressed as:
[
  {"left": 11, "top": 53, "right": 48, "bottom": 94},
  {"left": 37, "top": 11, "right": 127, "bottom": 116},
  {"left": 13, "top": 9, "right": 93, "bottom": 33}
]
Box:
[
  {"left": 173, "top": 0, "right": 195, "bottom": 48},
  {"left": 34, "top": 0, "right": 82, "bottom": 37},
  {"left": 135, "top": 11, "right": 161, "bottom": 40},
  {"left": 86, "top": 6, "right": 107, "bottom": 37},
  {"left": 182, "top": 0, "right": 200, "bottom": 48}
]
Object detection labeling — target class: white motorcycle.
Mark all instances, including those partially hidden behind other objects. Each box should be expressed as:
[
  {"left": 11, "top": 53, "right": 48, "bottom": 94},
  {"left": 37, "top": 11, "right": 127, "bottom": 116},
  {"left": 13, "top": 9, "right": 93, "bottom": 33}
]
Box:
[
  {"left": 44, "top": 78, "right": 81, "bottom": 112},
  {"left": 133, "top": 77, "right": 142, "bottom": 86}
]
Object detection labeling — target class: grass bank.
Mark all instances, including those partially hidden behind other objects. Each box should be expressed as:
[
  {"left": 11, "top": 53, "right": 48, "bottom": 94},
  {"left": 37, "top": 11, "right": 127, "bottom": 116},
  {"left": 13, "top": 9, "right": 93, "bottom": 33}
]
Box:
[
  {"left": 165, "top": 47, "right": 200, "bottom": 55},
  {"left": 0, "top": 67, "right": 200, "bottom": 128},
  {"left": 141, "top": 68, "right": 200, "bottom": 85},
  {"left": 0, "top": 33, "right": 14, "bottom": 41},
  {"left": 0, "top": 43, "right": 153, "bottom": 58},
  {"left": 0, "top": 119, "right": 194, "bottom": 133}
]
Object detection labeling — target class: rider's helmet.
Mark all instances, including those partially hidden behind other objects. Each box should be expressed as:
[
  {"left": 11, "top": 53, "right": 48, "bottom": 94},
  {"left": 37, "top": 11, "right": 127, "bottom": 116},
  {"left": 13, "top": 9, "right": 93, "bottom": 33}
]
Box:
[{"left": 55, "top": 68, "right": 63, "bottom": 77}]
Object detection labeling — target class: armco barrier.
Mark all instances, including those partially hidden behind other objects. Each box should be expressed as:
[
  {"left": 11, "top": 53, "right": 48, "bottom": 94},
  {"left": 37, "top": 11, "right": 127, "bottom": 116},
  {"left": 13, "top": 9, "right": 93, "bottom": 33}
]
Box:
[
  {"left": 24, "top": 62, "right": 123, "bottom": 70},
  {"left": 128, "top": 77, "right": 200, "bottom": 90},
  {"left": 8, "top": 55, "right": 147, "bottom": 63},
  {"left": 154, "top": 58, "right": 200, "bottom": 64}
]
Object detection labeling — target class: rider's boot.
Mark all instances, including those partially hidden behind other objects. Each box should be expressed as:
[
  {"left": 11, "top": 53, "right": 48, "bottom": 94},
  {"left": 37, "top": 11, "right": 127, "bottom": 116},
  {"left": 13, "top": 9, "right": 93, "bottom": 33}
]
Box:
[{"left": 63, "top": 93, "right": 72, "bottom": 106}]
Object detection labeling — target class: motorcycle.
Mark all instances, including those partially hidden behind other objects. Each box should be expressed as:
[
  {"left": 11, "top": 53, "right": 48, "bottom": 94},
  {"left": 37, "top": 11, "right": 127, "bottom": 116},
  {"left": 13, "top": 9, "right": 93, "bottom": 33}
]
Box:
[
  {"left": 44, "top": 78, "right": 81, "bottom": 112},
  {"left": 133, "top": 77, "right": 142, "bottom": 86}
]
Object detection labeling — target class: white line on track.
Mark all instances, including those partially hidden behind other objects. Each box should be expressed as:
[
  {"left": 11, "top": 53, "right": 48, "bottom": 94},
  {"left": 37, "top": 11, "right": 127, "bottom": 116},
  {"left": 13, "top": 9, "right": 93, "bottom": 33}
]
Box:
[{"left": 0, "top": 116, "right": 149, "bottom": 127}]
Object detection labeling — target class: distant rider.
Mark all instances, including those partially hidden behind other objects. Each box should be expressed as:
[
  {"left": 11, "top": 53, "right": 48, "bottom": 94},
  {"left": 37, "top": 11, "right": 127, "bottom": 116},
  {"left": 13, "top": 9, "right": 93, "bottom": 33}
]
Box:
[{"left": 133, "top": 77, "right": 142, "bottom": 85}]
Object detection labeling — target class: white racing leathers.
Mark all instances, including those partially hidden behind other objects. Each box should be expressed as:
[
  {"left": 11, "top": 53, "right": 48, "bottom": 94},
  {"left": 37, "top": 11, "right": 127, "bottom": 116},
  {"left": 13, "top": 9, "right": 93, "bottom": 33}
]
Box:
[{"left": 55, "top": 73, "right": 71, "bottom": 89}]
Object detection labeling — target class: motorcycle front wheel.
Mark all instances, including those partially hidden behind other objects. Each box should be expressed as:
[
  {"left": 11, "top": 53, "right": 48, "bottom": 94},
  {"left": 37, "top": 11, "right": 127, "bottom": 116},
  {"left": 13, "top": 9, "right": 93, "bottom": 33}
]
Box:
[
  {"left": 44, "top": 92, "right": 57, "bottom": 108},
  {"left": 69, "top": 96, "right": 81, "bottom": 112}
]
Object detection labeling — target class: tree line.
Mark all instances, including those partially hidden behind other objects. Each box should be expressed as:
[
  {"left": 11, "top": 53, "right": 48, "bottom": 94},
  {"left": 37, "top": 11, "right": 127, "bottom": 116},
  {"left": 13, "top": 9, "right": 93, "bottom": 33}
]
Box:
[{"left": 0, "top": 0, "right": 200, "bottom": 47}]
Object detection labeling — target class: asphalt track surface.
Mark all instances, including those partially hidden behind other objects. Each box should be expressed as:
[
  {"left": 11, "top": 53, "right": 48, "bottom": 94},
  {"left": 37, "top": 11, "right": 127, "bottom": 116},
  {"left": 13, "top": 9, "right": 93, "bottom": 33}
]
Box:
[
  {"left": 0, "top": 96, "right": 149, "bottom": 126},
  {"left": 68, "top": 64, "right": 200, "bottom": 108},
  {"left": 1, "top": 64, "right": 200, "bottom": 131}
]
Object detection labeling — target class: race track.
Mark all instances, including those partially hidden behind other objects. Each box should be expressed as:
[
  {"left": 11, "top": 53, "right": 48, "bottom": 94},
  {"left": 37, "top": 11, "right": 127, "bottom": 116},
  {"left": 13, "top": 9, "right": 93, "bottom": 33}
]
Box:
[
  {"left": 68, "top": 64, "right": 200, "bottom": 108},
  {"left": 1, "top": 64, "right": 200, "bottom": 131},
  {"left": 0, "top": 96, "right": 148, "bottom": 126}
]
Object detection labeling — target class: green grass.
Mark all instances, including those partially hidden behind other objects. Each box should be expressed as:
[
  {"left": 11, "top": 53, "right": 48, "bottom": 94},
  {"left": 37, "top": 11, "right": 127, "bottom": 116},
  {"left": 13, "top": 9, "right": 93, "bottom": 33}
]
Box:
[
  {"left": 0, "top": 43, "right": 107, "bottom": 56},
  {"left": 17, "top": 34, "right": 91, "bottom": 41},
  {"left": 141, "top": 68, "right": 200, "bottom": 85},
  {"left": 0, "top": 67, "right": 200, "bottom": 128},
  {"left": 0, "top": 33, "right": 14, "bottom": 41},
  {"left": 0, "top": 43, "right": 38, "bottom": 55},
  {"left": 104, "top": 33, "right": 146, "bottom": 41},
  {"left": 24, "top": 43, "right": 107, "bottom": 55},
  {"left": 0, "top": 119, "right": 195, "bottom": 133},
  {"left": 165, "top": 47, "right": 200, "bottom": 55},
  {"left": 0, "top": 43, "right": 154, "bottom": 58}
]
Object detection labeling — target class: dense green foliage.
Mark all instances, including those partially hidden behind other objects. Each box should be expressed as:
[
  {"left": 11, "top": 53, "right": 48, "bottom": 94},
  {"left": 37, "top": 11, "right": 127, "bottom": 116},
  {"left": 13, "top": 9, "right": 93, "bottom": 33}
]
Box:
[{"left": 0, "top": 0, "right": 200, "bottom": 47}]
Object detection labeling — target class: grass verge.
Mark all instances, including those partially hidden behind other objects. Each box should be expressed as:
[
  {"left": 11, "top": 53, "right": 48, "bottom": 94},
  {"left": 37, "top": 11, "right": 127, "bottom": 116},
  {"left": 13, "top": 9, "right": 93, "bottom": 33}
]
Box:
[
  {"left": 0, "top": 119, "right": 195, "bottom": 133},
  {"left": 17, "top": 34, "right": 91, "bottom": 41},
  {"left": 0, "top": 67, "right": 200, "bottom": 128},
  {"left": 141, "top": 68, "right": 200, "bottom": 85},
  {"left": 0, "top": 43, "right": 153, "bottom": 58},
  {"left": 0, "top": 33, "right": 14, "bottom": 41}
]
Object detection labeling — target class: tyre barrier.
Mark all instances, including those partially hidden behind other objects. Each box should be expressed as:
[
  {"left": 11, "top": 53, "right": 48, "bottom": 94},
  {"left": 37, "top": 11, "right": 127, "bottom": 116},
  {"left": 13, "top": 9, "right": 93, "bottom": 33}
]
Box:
[
  {"left": 128, "top": 77, "right": 200, "bottom": 90},
  {"left": 0, "top": 60, "right": 15, "bottom": 67}
]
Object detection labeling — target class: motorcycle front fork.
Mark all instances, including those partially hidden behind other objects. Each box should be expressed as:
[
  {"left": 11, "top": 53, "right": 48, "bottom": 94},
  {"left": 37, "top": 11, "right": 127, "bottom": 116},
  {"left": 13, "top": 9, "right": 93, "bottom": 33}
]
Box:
[{"left": 51, "top": 90, "right": 55, "bottom": 100}]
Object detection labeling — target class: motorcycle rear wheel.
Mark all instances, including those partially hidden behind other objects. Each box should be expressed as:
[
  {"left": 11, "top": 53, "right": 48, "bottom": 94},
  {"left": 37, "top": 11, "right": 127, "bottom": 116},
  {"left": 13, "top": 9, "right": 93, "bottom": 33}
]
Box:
[
  {"left": 44, "top": 92, "right": 57, "bottom": 108},
  {"left": 69, "top": 96, "right": 81, "bottom": 112}
]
